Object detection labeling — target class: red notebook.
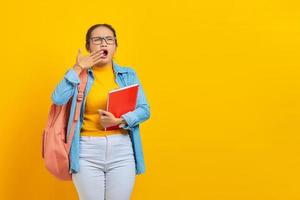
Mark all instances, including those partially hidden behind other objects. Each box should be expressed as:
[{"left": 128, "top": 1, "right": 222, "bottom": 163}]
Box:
[{"left": 104, "top": 84, "right": 139, "bottom": 131}]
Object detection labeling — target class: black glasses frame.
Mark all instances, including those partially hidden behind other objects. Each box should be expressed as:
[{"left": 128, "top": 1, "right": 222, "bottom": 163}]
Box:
[{"left": 90, "top": 36, "right": 116, "bottom": 45}]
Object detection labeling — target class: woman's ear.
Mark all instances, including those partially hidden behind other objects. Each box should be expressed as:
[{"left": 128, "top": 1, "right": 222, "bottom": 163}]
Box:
[{"left": 86, "top": 44, "right": 90, "bottom": 53}]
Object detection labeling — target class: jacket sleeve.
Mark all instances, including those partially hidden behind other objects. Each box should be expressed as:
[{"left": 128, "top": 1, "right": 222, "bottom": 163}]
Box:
[
  {"left": 121, "top": 69, "right": 151, "bottom": 130},
  {"left": 51, "top": 68, "right": 80, "bottom": 105}
]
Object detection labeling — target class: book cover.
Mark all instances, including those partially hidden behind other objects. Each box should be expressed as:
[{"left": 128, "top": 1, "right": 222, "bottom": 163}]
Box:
[{"left": 104, "top": 84, "right": 139, "bottom": 131}]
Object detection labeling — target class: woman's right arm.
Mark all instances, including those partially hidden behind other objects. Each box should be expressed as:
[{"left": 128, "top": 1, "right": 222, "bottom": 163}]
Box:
[
  {"left": 51, "top": 66, "right": 81, "bottom": 105},
  {"left": 51, "top": 48, "right": 104, "bottom": 105}
]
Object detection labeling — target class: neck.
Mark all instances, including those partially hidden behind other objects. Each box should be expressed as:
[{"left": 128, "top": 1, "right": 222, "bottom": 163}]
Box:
[
  {"left": 93, "top": 62, "right": 112, "bottom": 70},
  {"left": 93, "top": 61, "right": 112, "bottom": 68}
]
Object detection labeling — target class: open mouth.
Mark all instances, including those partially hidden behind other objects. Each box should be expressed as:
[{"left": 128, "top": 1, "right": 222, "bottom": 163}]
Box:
[{"left": 102, "top": 49, "right": 108, "bottom": 56}]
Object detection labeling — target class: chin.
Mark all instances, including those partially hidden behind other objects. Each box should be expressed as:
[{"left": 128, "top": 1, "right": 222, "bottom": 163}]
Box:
[{"left": 96, "top": 59, "right": 112, "bottom": 66}]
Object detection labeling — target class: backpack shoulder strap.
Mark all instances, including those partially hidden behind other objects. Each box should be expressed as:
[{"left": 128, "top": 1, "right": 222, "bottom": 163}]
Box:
[{"left": 66, "top": 69, "right": 88, "bottom": 152}]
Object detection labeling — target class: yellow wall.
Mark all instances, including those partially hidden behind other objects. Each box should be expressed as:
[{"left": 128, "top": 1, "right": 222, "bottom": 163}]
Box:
[{"left": 0, "top": 0, "right": 300, "bottom": 199}]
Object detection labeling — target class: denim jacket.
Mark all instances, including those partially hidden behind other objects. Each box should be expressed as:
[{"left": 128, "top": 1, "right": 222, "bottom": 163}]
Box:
[{"left": 51, "top": 61, "right": 150, "bottom": 175}]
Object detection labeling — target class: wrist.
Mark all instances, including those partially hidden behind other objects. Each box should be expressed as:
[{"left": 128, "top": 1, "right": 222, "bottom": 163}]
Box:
[
  {"left": 116, "top": 117, "right": 127, "bottom": 126},
  {"left": 74, "top": 63, "right": 84, "bottom": 70},
  {"left": 73, "top": 63, "right": 83, "bottom": 74}
]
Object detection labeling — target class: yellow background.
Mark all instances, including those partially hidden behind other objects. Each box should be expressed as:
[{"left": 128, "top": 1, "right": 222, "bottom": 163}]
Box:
[{"left": 0, "top": 0, "right": 300, "bottom": 199}]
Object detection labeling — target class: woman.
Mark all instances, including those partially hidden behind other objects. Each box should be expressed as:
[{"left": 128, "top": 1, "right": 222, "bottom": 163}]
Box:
[{"left": 51, "top": 23, "right": 150, "bottom": 200}]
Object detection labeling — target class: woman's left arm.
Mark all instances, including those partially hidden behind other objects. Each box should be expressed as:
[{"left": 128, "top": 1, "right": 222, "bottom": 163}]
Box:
[{"left": 120, "top": 69, "right": 151, "bottom": 130}]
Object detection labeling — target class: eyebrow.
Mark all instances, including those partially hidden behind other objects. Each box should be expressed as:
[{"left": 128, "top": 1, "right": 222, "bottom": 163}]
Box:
[{"left": 91, "top": 35, "right": 114, "bottom": 38}]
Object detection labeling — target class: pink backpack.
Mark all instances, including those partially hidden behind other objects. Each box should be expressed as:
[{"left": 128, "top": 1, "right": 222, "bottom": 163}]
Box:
[{"left": 42, "top": 69, "right": 88, "bottom": 181}]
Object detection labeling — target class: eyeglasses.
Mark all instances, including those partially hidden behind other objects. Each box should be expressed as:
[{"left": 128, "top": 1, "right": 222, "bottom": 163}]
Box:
[{"left": 90, "top": 36, "right": 116, "bottom": 45}]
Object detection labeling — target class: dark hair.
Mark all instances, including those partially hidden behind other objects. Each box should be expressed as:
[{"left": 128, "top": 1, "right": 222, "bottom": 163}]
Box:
[{"left": 85, "top": 23, "right": 118, "bottom": 51}]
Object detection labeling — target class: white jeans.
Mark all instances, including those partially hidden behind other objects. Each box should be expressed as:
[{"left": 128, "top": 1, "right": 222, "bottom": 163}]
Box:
[{"left": 72, "top": 133, "right": 136, "bottom": 200}]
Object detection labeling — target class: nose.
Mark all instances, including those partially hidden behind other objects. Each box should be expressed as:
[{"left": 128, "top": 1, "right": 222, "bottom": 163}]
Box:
[{"left": 99, "top": 40, "right": 107, "bottom": 47}]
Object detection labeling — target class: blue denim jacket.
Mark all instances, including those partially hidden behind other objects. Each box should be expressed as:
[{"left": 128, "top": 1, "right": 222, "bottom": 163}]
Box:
[{"left": 51, "top": 61, "right": 150, "bottom": 175}]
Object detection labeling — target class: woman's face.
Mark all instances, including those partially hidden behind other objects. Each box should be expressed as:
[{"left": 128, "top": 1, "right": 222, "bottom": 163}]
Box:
[{"left": 88, "top": 26, "right": 117, "bottom": 66}]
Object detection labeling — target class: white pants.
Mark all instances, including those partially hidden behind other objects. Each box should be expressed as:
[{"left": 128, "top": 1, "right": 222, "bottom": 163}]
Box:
[{"left": 72, "top": 133, "right": 136, "bottom": 200}]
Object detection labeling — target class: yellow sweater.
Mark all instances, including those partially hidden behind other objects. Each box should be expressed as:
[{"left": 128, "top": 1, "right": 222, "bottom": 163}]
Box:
[{"left": 80, "top": 62, "right": 128, "bottom": 137}]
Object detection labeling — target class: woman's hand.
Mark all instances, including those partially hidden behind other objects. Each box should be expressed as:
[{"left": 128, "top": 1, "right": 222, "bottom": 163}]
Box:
[
  {"left": 75, "top": 48, "right": 105, "bottom": 70},
  {"left": 98, "top": 109, "right": 123, "bottom": 129}
]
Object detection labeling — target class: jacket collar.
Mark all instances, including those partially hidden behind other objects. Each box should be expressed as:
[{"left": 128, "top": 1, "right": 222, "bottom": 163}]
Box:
[{"left": 111, "top": 60, "right": 128, "bottom": 74}]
